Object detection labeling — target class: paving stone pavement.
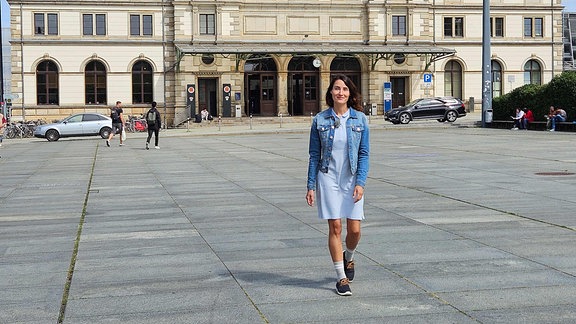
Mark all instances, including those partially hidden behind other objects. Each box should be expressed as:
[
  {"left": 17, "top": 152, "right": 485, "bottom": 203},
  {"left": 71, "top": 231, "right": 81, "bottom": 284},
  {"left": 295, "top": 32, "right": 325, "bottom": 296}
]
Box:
[{"left": 1, "top": 113, "right": 576, "bottom": 323}]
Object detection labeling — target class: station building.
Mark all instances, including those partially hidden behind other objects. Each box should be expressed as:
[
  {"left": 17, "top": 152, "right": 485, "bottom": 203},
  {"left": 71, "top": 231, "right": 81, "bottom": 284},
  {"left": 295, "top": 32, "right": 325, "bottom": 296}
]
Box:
[{"left": 6, "top": 0, "right": 566, "bottom": 125}]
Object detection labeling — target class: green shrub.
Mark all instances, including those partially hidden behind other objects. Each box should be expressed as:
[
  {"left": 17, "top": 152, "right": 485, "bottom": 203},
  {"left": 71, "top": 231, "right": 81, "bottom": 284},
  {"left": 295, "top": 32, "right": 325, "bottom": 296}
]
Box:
[{"left": 493, "top": 71, "right": 576, "bottom": 121}]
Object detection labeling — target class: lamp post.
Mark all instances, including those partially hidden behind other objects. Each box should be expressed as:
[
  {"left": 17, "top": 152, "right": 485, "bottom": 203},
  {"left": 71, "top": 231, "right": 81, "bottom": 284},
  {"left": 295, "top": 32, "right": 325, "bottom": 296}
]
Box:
[
  {"left": 0, "top": 1, "right": 4, "bottom": 114},
  {"left": 481, "top": 0, "right": 492, "bottom": 127}
]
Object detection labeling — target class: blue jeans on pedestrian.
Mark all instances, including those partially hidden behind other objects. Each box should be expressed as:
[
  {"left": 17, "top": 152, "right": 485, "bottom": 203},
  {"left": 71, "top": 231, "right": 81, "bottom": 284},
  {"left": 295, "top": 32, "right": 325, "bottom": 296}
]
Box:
[{"left": 551, "top": 115, "right": 566, "bottom": 130}]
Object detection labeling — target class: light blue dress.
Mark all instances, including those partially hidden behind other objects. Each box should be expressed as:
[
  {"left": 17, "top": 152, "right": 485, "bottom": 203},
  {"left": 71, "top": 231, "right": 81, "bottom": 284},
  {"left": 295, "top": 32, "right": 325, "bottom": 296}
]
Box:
[{"left": 316, "top": 110, "right": 365, "bottom": 220}]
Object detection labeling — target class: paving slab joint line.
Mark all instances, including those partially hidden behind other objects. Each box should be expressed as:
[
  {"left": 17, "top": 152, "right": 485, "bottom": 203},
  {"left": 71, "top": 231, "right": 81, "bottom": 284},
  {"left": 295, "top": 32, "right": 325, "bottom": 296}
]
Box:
[
  {"left": 57, "top": 144, "right": 99, "bottom": 323},
  {"left": 156, "top": 158, "right": 271, "bottom": 324},
  {"left": 365, "top": 254, "right": 481, "bottom": 323}
]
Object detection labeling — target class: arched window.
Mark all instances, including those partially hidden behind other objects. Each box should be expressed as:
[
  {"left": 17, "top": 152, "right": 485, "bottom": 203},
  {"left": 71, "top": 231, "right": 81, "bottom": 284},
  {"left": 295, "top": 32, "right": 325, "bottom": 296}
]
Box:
[
  {"left": 85, "top": 60, "right": 107, "bottom": 104},
  {"left": 36, "top": 60, "right": 59, "bottom": 105},
  {"left": 444, "top": 60, "right": 462, "bottom": 99},
  {"left": 244, "top": 54, "right": 277, "bottom": 72},
  {"left": 132, "top": 60, "right": 153, "bottom": 104},
  {"left": 524, "top": 60, "right": 541, "bottom": 85},
  {"left": 491, "top": 60, "right": 502, "bottom": 98},
  {"left": 288, "top": 56, "right": 316, "bottom": 71},
  {"left": 330, "top": 55, "right": 362, "bottom": 93}
]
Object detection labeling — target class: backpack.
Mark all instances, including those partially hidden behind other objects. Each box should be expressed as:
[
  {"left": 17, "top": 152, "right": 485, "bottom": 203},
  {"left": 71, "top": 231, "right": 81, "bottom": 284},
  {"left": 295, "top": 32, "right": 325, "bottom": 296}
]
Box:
[
  {"left": 111, "top": 108, "right": 119, "bottom": 121},
  {"left": 146, "top": 110, "right": 156, "bottom": 125}
]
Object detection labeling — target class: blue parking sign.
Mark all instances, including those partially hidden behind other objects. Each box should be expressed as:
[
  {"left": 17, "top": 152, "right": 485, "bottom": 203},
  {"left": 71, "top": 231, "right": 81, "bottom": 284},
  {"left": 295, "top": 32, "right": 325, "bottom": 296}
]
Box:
[{"left": 423, "top": 73, "right": 433, "bottom": 83}]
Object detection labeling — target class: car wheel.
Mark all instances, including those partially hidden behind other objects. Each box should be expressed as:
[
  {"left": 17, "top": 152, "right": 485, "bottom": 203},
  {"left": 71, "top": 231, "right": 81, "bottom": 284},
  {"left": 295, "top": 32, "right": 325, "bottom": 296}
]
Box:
[
  {"left": 46, "top": 129, "right": 60, "bottom": 142},
  {"left": 399, "top": 112, "right": 411, "bottom": 124},
  {"left": 445, "top": 111, "right": 458, "bottom": 122},
  {"left": 100, "top": 127, "right": 112, "bottom": 139}
]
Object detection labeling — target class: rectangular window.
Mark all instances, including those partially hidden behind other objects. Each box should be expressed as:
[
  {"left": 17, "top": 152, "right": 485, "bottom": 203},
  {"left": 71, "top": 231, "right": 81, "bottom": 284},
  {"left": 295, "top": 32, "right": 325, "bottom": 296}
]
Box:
[
  {"left": 130, "top": 15, "right": 140, "bottom": 35},
  {"left": 34, "top": 13, "right": 58, "bottom": 35},
  {"left": 444, "top": 17, "right": 464, "bottom": 37},
  {"left": 142, "top": 15, "right": 153, "bottom": 36},
  {"left": 130, "top": 14, "right": 153, "bottom": 36},
  {"left": 47, "top": 14, "right": 58, "bottom": 35},
  {"left": 200, "top": 14, "right": 215, "bottom": 35},
  {"left": 524, "top": 17, "right": 543, "bottom": 37},
  {"left": 34, "top": 13, "right": 45, "bottom": 35},
  {"left": 490, "top": 17, "right": 504, "bottom": 37},
  {"left": 84, "top": 14, "right": 106, "bottom": 36},
  {"left": 534, "top": 18, "right": 543, "bottom": 37},
  {"left": 96, "top": 14, "right": 106, "bottom": 35},
  {"left": 392, "top": 16, "right": 406, "bottom": 36},
  {"left": 83, "top": 14, "right": 93, "bottom": 35},
  {"left": 454, "top": 17, "right": 464, "bottom": 37}
]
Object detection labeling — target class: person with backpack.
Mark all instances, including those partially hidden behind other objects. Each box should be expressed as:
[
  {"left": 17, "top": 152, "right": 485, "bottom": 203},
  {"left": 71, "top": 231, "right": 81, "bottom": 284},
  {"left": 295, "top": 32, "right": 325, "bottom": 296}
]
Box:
[
  {"left": 145, "top": 101, "right": 161, "bottom": 150},
  {"left": 106, "top": 101, "right": 125, "bottom": 147}
]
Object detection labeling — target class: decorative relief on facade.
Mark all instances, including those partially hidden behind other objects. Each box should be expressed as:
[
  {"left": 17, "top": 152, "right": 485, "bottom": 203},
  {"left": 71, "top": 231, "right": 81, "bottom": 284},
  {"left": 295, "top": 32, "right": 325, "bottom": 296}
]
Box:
[
  {"left": 287, "top": 16, "right": 320, "bottom": 35},
  {"left": 330, "top": 17, "right": 362, "bottom": 35},
  {"left": 244, "top": 16, "right": 277, "bottom": 34}
]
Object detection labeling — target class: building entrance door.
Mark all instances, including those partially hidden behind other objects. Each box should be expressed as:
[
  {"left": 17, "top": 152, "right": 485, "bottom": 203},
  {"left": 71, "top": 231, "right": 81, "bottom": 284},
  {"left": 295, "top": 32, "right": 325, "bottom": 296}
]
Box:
[
  {"left": 390, "top": 77, "right": 407, "bottom": 108},
  {"left": 246, "top": 73, "right": 276, "bottom": 116},
  {"left": 198, "top": 78, "right": 217, "bottom": 117},
  {"left": 289, "top": 73, "right": 318, "bottom": 116}
]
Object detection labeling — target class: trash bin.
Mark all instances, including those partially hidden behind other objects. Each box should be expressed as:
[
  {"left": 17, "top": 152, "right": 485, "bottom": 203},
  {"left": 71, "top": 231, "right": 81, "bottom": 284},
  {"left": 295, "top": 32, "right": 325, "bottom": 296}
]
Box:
[
  {"left": 235, "top": 105, "right": 242, "bottom": 118},
  {"left": 371, "top": 103, "right": 377, "bottom": 116},
  {"left": 485, "top": 108, "right": 493, "bottom": 123}
]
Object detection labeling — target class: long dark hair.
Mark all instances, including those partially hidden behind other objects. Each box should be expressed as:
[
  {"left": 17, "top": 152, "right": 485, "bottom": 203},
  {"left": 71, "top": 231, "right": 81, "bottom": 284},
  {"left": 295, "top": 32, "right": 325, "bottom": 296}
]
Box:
[{"left": 325, "top": 74, "right": 362, "bottom": 112}]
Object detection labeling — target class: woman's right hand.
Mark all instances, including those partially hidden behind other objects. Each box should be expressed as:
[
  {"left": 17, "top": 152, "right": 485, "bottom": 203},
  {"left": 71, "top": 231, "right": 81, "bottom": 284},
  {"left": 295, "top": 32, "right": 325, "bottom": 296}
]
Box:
[{"left": 306, "top": 190, "right": 315, "bottom": 206}]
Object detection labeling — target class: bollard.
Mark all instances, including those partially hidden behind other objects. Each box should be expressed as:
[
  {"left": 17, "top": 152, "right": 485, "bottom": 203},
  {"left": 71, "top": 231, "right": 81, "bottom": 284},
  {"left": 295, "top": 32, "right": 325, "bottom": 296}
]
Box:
[
  {"left": 186, "top": 118, "right": 190, "bottom": 132},
  {"left": 249, "top": 114, "right": 253, "bottom": 130},
  {"left": 218, "top": 115, "right": 222, "bottom": 131},
  {"left": 279, "top": 113, "right": 283, "bottom": 128},
  {"left": 310, "top": 112, "right": 313, "bottom": 125}
]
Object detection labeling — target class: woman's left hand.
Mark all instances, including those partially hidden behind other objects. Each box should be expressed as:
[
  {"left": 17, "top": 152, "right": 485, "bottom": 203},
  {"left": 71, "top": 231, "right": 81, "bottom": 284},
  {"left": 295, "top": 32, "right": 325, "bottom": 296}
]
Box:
[{"left": 353, "top": 185, "right": 364, "bottom": 203}]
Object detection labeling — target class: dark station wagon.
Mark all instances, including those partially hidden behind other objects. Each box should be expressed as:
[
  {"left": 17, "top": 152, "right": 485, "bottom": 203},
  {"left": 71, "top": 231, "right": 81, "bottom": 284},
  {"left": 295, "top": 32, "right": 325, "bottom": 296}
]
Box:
[{"left": 385, "top": 97, "right": 467, "bottom": 124}]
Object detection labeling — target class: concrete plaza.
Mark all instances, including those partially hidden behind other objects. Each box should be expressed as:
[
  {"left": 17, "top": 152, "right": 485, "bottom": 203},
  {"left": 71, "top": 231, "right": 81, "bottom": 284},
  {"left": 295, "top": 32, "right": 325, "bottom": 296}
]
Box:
[{"left": 1, "top": 115, "right": 576, "bottom": 323}]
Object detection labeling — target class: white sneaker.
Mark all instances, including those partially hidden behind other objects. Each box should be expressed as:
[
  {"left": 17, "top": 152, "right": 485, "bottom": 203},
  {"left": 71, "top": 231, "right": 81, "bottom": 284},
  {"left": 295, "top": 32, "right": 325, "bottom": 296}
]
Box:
[
  {"left": 550, "top": 129, "right": 555, "bottom": 132},
  {"left": 146, "top": 142, "right": 149, "bottom": 150},
  {"left": 155, "top": 146, "right": 160, "bottom": 149},
  {"left": 511, "top": 127, "right": 518, "bottom": 130}
]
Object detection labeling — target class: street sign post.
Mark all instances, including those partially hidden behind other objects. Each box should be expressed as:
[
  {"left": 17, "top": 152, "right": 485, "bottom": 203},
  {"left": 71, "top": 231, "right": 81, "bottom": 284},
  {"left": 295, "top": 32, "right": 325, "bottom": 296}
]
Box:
[{"left": 423, "top": 73, "right": 433, "bottom": 88}]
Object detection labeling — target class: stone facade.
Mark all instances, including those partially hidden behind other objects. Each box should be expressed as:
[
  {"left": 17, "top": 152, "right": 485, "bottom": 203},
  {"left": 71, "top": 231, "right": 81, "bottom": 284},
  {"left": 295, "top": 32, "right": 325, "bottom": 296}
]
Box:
[{"left": 7, "top": 0, "right": 564, "bottom": 125}]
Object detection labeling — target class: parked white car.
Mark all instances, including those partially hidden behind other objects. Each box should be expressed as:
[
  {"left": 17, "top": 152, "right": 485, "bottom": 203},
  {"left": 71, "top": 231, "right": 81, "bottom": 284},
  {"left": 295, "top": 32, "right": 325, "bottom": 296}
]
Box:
[{"left": 34, "top": 113, "right": 112, "bottom": 142}]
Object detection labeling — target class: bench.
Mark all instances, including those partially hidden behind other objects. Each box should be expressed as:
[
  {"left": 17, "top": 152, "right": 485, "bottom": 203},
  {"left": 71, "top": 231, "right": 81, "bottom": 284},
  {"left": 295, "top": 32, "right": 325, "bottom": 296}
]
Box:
[{"left": 489, "top": 120, "right": 576, "bottom": 132}]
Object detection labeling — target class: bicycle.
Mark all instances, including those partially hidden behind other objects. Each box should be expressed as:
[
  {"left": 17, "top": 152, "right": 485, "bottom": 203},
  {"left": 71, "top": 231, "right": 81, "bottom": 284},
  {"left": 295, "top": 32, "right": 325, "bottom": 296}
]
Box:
[
  {"left": 126, "top": 115, "right": 147, "bottom": 132},
  {"left": 5, "top": 122, "right": 35, "bottom": 139}
]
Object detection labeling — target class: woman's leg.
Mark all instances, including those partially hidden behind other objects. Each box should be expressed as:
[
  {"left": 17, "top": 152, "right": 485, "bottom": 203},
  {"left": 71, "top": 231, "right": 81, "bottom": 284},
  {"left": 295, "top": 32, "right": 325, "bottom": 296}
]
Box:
[
  {"left": 328, "top": 219, "right": 343, "bottom": 261},
  {"left": 345, "top": 219, "right": 361, "bottom": 251}
]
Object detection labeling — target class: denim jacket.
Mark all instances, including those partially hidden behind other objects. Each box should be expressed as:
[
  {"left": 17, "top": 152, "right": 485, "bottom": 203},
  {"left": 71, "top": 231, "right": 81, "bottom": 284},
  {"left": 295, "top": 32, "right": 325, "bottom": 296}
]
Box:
[{"left": 307, "top": 107, "right": 370, "bottom": 191}]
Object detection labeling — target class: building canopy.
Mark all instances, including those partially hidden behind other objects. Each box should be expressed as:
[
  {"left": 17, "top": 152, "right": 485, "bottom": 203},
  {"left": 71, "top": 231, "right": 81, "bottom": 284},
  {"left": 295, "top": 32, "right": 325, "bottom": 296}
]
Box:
[{"left": 175, "top": 42, "right": 456, "bottom": 71}]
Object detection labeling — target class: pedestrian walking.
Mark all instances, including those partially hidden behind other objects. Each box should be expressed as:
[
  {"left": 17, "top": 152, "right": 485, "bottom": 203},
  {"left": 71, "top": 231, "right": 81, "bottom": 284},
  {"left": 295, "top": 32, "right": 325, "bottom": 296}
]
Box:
[
  {"left": 106, "top": 101, "right": 125, "bottom": 147},
  {"left": 145, "top": 101, "right": 161, "bottom": 150},
  {"left": 306, "top": 74, "right": 370, "bottom": 296}
]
